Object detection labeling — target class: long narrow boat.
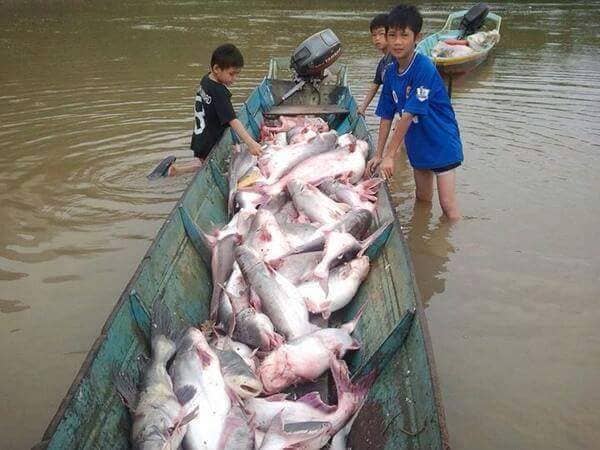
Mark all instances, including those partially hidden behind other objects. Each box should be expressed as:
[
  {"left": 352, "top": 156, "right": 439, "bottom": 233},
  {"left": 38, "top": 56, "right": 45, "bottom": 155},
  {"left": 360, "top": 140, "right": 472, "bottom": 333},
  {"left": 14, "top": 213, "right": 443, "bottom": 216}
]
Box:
[
  {"left": 417, "top": 7, "right": 501, "bottom": 75},
  {"left": 37, "top": 57, "right": 449, "bottom": 449}
]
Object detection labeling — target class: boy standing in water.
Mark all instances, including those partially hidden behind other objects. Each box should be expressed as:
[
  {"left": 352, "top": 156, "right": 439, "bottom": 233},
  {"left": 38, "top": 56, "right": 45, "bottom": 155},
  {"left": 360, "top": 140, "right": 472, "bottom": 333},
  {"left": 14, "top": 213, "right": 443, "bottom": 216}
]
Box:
[
  {"left": 357, "top": 13, "right": 393, "bottom": 117},
  {"left": 165, "top": 44, "right": 261, "bottom": 176},
  {"left": 368, "top": 5, "right": 463, "bottom": 220}
]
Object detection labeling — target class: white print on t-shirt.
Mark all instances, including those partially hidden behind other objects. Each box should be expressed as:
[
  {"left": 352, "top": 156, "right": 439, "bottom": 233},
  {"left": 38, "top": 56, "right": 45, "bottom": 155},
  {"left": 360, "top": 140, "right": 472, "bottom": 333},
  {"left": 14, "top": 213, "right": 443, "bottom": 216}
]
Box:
[
  {"left": 392, "top": 90, "right": 398, "bottom": 104},
  {"left": 416, "top": 86, "right": 430, "bottom": 102},
  {"left": 194, "top": 93, "right": 206, "bottom": 135}
]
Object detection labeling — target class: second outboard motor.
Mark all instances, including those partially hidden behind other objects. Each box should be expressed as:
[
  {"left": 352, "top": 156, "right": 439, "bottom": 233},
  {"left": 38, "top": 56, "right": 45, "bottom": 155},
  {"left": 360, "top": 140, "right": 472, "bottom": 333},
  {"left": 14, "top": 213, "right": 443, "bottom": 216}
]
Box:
[{"left": 458, "top": 3, "right": 490, "bottom": 38}]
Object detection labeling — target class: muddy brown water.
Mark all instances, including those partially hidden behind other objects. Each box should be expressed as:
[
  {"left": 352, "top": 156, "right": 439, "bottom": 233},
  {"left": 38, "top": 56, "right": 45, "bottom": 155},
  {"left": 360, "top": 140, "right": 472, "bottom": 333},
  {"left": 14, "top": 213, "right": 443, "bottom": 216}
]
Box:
[{"left": 1, "top": 1, "right": 599, "bottom": 449}]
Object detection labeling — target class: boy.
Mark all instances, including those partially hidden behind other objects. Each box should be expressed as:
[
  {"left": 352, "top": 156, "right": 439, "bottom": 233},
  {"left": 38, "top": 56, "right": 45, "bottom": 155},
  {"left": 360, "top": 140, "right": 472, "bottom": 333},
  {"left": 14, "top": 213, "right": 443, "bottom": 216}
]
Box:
[
  {"left": 166, "top": 44, "right": 262, "bottom": 176},
  {"left": 357, "top": 13, "right": 393, "bottom": 117},
  {"left": 367, "top": 5, "right": 463, "bottom": 221}
]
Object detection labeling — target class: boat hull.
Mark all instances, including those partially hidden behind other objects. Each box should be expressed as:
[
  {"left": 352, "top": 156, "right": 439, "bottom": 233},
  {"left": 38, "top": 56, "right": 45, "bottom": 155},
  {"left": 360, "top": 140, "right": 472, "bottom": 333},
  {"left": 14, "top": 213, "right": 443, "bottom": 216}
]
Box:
[{"left": 37, "top": 67, "right": 449, "bottom": 450}]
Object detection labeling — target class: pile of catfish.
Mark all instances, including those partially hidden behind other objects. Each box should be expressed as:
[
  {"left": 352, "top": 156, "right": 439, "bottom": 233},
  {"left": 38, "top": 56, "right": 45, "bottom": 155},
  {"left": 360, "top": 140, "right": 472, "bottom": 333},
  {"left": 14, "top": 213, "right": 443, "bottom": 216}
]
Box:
[{"left": 116, "top": 116, "right": 391, "bottom": 449}]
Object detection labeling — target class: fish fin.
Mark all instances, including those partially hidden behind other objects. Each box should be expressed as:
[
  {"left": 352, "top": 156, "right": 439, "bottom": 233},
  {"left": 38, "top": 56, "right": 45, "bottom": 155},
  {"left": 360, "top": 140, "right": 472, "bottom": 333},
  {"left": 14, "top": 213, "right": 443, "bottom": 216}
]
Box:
[
  {"left": 313, "top": 261, "right": 328, "bottom": 280},
  {"left": 151, "top": 299, "right": 180, "bottom": 352},
  {"left": 216, "top": 413, "right": 249, "bottom": 450},
  {"left": 303, "top": 297, "right": 320, "bottom": 314},
  {"left": 263, "top": 392, "right": 289, "bottom": 402},
  {"left": 249, "top": 292, "right": 262, "bottom": 312},
  {"left": 349, "top": 337, "right": 361, "bottom": 350},
  {"left": 179, "top": 405, "right": 199, "bottom": 428},
  {"left": 330, "top": 356, "right": 374, "bottom": 414},
  {"left": 341, "top": 301, "right": 368, "bottom": 334},
  {"left": 270, "top": 331, "right": 285, "bottom": 350},
  {"left": 211, "top": 282, "right": 229, "bottom": 322},
  {"left": 113, "top": 370, "right": 138, "bottom": 411},
  {"left": 357, "top": 177, "right": 383, "bottom": 195},
  {"left": 175, "top": 384, "right": 197, "bottom": 405},
  {"left": 318, "top": 274, "right": 329, "bottom": 297},
  {"left": 226, "top": 385, "right": 244, "bottom": 408},
  {"left": 359, "top": 220, "right": 394, "bottom": 257},
  {"left": 147, "top": 155, "right": 176, "bottom": 179},
  {"left": 266, "top": 257, "right": 284, "bottom": 270},
  {"left": 296, "top": 391, "right": 336, "bottom": 413},
  {"left": 226, "top": 309, "right": 236, "bottom": 337},
  {"left": 195, "top": 347, "right": 213, "bottom": 367}
]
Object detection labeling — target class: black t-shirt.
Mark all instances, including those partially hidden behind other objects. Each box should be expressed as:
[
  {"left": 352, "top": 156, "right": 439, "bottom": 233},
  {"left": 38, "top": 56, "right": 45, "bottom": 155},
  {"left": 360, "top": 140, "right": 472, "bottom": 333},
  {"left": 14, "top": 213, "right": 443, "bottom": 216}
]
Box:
[
  {"left": 373, "top": 53, "right": 394, "bottom": 85},
  {"left": 190, "top": 74, "right": 236, "bottom": 158}
]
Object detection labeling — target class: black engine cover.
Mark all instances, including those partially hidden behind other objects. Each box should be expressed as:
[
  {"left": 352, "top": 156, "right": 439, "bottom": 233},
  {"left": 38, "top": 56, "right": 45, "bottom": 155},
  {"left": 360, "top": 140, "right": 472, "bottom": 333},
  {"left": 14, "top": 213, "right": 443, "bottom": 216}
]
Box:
[{"left": 459, "top": 3, "right": 490, "bottom": 37}]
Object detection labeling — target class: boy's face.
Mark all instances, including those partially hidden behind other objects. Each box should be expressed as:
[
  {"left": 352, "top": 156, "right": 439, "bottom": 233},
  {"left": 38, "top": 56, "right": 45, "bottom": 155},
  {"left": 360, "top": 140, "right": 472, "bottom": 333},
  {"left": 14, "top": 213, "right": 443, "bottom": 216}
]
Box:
[
  {"left": 371, "top": 27, "right": 387, "bottom": 51},
  {"left": 212, "top": 65, "right": 241, "bottom": 86},
  {"left": 387, "top": 27, "right": 420, "bottom": 60}
]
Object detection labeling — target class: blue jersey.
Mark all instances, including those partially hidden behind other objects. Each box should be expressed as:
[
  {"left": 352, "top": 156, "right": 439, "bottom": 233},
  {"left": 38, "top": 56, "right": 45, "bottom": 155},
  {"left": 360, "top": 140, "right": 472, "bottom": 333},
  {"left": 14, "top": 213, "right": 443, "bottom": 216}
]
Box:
[{"left": 375, "top": 52, "right": 463, "bottom": 170}]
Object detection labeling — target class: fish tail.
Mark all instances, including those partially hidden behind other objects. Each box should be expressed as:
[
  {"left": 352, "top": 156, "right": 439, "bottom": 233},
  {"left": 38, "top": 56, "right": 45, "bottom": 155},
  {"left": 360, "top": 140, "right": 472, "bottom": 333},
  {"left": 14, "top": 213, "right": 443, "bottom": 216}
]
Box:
[
  {"left": 112, "top": 369, "right": 138, "bottom": 412},
  {"left": 150, "top": 300, "right": 178, "bottom": 362},
  {"left": 341, "top": 301, "right": 368, "bottom": 335}
]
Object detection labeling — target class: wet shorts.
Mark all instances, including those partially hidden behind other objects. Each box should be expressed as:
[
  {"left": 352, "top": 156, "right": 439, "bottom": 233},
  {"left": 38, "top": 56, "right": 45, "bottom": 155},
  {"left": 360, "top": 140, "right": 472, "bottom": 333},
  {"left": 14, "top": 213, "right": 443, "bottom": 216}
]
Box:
[{"left": 431, "top": 161, "right": 461, "bottom": 176}]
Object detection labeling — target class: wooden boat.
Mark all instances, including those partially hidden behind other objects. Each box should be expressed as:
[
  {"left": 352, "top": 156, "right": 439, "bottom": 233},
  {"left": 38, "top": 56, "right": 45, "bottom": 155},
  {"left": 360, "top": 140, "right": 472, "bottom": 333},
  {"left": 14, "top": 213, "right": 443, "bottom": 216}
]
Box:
[
  {"left": 37, "top": 58, "right": 449, "bottom": 449},
  {"left": 417, "top": 8, "right": 501, "bottom": 75}
]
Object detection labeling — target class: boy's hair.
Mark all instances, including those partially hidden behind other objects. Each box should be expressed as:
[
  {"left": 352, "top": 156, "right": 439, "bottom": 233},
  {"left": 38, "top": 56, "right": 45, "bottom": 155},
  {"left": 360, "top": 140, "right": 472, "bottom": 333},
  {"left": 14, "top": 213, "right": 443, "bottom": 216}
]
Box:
[
  {"left": 369, "top": 13, "right": 388, "bottom": 32},
  {"left": 387, "top": 5, "right": 423, "bottom": 34},
  {"left": 211, "top": 44, "right": 244, "bottom": 70}
]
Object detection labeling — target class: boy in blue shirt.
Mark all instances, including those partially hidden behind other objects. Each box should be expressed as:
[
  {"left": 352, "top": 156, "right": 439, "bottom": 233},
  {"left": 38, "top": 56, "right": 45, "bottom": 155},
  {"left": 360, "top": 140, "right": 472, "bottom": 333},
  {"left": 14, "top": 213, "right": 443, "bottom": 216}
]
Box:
[
  {"left": 368, "top": 5, "right": 463, "bottom": 220},
  {"left": 357, "top": 13, "right": 394, "bottom": 117}
]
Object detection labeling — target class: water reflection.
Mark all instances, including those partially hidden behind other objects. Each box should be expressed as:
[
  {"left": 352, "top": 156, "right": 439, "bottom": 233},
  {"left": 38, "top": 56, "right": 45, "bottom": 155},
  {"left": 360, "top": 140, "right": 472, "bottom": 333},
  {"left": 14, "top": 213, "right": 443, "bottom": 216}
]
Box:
[{"left": 404, "top": 201, "right": 455, "bottom": 305}]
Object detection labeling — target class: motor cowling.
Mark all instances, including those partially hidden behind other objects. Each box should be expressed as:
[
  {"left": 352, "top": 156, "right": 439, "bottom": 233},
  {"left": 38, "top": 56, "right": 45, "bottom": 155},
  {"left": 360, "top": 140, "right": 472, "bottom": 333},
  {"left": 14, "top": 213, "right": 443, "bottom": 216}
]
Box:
[
  {"left": 459, "top": 3, "right": 490, "bottom": 38},
  {"left": 290, "top": 29, "right": 342, "bottom": 79}
]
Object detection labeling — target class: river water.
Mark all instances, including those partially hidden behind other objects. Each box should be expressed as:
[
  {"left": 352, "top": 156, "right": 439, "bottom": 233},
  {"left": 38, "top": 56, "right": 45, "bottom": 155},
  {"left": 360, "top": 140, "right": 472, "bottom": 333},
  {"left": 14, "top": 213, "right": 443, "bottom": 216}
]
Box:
[{"left": 1, "top": 1, "right": 599, "bottom": 449}]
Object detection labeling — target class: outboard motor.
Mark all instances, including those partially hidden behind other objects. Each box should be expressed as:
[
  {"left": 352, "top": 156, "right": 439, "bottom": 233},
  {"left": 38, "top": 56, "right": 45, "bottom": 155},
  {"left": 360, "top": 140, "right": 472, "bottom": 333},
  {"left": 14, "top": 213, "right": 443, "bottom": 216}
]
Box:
[
  {"left": 290, "top": 29, "right": 342, "bottom": 79},
  {"left": 279, "top": 29, "right": 342, "bottom": 104},
  {"left": 458, "top": 3, "right": 489, "bottom": 39}
]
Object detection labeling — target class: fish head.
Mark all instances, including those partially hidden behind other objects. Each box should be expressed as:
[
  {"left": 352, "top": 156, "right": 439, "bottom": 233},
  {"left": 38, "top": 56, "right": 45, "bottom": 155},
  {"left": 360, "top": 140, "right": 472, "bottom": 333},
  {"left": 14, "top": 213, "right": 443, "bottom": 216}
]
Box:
[
  {"left": 178, "top": 327, "right": 210, "bottom": 354},
  {"left": 132, "top": 400, "right": 187, "bottom": 450},
  {"left": 337, "top": 133, "right": 356, "bottom": 148},
  {"left": 286, "top": 179, "right": 305, "bottom": 197},
  {"left": 226, "top": 372, "right": 264, "bottom": 399},
  {"left": 253, "top": 312, "right": 283, "bottom": 350},
  {"left": 259, "top": 351, "right": 296, "bottom": 394}
]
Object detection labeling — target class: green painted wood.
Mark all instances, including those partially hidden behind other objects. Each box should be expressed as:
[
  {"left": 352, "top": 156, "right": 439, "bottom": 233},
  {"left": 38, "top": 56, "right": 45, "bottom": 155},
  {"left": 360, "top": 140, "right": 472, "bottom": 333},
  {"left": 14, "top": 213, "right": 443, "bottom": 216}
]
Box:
[
  {"left": 39, "top": 65, "right": 449, "bottom": 450},
  {"left": 352, "top": 308, "right": 415, "bottom": 381}
]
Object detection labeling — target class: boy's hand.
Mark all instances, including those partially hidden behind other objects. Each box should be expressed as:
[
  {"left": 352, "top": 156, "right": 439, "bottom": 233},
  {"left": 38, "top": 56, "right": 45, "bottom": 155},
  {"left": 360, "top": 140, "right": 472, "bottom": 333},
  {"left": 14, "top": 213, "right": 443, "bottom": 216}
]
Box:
[
  {"left": 248, "top": 141, "right": 263, "bottom": 157},
  {"left": 380, "top": 154, "right": 395, "bottom": 180},
  {"left": 357, "top": 106, "right": 366, "bottom": 117},
  {"left": 366, "top": 156, "right": 382, "bottom": 176}
]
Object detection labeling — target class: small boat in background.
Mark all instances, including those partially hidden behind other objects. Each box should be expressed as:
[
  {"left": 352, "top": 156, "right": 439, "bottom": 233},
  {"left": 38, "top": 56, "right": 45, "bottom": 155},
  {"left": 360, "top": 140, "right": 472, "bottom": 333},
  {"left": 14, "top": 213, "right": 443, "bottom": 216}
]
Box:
[{"left": 417, "top": 3, "right": 502, "bottom": 75}]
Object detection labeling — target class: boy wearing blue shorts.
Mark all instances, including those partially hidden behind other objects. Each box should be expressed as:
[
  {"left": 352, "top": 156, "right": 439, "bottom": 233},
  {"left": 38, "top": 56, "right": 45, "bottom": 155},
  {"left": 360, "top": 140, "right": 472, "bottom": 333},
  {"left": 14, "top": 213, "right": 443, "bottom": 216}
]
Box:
[
  {"left": 357, "top": 13, "right": 393, "bottom": 117},
  {"left": 367, "top": 5, "right": 463, "bottom": 220}
]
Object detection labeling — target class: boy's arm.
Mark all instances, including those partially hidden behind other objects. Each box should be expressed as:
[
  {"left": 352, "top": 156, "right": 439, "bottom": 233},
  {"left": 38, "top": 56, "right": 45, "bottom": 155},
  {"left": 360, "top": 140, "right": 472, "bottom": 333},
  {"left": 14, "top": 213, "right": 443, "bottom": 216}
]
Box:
[
  {"left": 229, "top": 118, "right": 262, "bottom": 156},
  {"left": 380, "top": 112, "right": 413, "bottom": 179},
  {"left": 366, "top": 118, "right": 392, "bottom": 176},
  {"left": 358, "top": 83, "right": 380, "bottom": 116}
]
